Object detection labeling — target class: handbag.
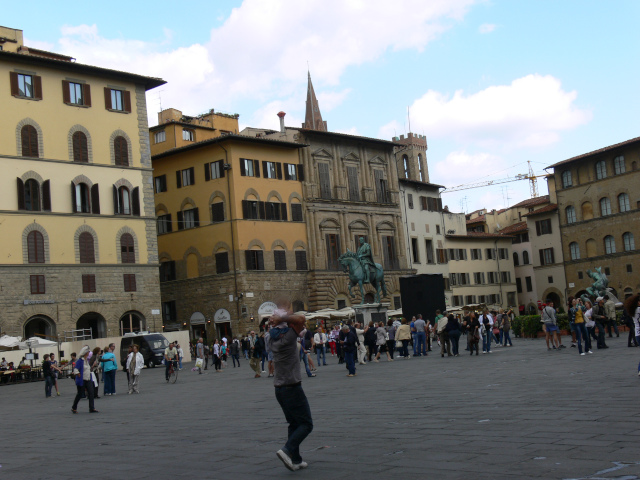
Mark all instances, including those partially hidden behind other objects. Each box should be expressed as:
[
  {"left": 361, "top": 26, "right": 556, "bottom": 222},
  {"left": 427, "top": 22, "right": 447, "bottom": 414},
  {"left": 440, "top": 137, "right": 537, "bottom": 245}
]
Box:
[
  {"left": 195, "top": 358, "right": 203, "bottom": 368},
  {"left": 90, "top": 372, "right": 98, "bottom": 387}
]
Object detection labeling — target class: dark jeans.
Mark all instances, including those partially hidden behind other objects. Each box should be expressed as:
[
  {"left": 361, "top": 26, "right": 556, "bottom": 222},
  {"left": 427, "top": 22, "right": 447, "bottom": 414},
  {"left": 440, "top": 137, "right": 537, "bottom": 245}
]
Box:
[
  {"left": 165, "top": 360, "right": 176, "bottom": 380},
  {"left": 214, "top": 355, "right": 221, "bottom": 371},
  {"left": 103, "top": 370, "right": 116, "bottom": 394},
  {"left": 574, "top": 323, "right": 590, "bottom": 354},
  {"left": 415, "top": 331, "right": 427, "bottom": 356},
  {"left": 366, "top": 344, "right": 378, "bottom": 361},
  {"left": 606, "top": 320, "right": 619, "bottom": 337},
  {"left": 44, "top": 375, "right": 54, "bottom": 397},
  {"left": 275, "top": 384, "right": 313, "bottom": 464},
  {"left": 595, "top": 321, "right": 607, "bottom": 348},
  {"left": 449, "top": 330, "right": 461, "bottom": 355},
  {"left": 345, "top": 350, "right": 356, "bottom": 374},
  {"left": 629, "top": 329, "right": 637, "bottom": 347},
  {"left": 503, "top": 331, "right": 513, "bottom": 346},
  {"left": 400, "top": 340, "right": 410, "bottom": 357},
  {"left": 72, "top": 380, "right": 95, "bottom": 411},
  {"left": 232, "top": 354, "right": 240, "bottom": 367},
  {"left": 386, "top": 340, "right": 396, "bottom": 359}
]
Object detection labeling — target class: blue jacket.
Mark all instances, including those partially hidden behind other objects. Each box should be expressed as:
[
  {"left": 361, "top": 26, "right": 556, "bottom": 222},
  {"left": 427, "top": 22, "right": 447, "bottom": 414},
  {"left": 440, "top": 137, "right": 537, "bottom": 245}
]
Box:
[
  {"left": 74, "top": 358, "right": 86, "bottom": 386},
  {"left": 100, "top": 352, "right": 118, "bottom": 372}
]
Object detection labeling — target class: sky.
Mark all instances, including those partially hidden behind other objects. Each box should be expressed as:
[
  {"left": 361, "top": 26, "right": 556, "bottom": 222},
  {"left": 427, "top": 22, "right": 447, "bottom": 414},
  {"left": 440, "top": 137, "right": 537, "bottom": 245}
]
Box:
[{"left": 6, "top": 0, "right": 640, "bottom": 213}]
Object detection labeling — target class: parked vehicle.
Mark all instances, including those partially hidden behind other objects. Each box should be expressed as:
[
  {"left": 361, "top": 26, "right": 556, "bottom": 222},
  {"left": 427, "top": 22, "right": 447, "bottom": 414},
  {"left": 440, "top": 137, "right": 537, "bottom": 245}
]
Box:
[{"left": 120, "top": 333, "right": 170, "bottom": 368}]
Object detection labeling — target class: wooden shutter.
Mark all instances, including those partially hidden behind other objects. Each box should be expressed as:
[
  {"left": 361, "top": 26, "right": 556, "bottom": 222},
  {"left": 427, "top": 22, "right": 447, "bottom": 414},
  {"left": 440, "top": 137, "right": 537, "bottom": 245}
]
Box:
[
  {"left": 218, "top": 160, "right": 225, "bottom": 178},
  {"left": 535, "top": 221, "right": 541, "bottom": 236},
  {"left": 91, "top": 184, "right": 100, "bottom": 214},
  {"left": 547, "top": 220, "right": 552, "bottom": 234},
  {"left": 189, "top": 167, "right": 195, "bottom": 185},
  {"left": 131, "top": 187, "right": 140, "bottom": 216},
  {"left": 73, "top": 131, "right": 88, "bottom": 162},
  {"left": 280, "top": 203, "right": 287, "bottom": 221},
  {"left": 211, "top": 203, "right": 224, "bottom": 222},
  {"left": 245, "top": 250, "right": 254, "bottom": 270},
  {"left": 318, "top": 163, "right": 331, "bottom": 199},
  {"left": 276, "top": 163, "right": 283, "bottom": 180},
  {"left": 549, "top": 248, "right": 555, "bottom": 264},
  {"left": 104, "top": 87, "right": 112, "bottom": 110},
  {"left": 62, "top": 80, "right": 71, "bottom": 104},
  {"left": 274, "top": 250, "right": 286, "bottom": 270},
  {"left": 258, "top": 201, "right": 266, "bottom": 219},
  {"left": 79, "top": 232, "right": 95, "bottom": 263},
  {"left": 241, "top": 200, "right": 249, "bottom": 219},
  {"left": 254, "top": 160, "right": 260, "bottom": 178},
  {"left": 297, "top": 164, "right": 305, "bottom": 181},
  {"left": 347, "top": 166, "right": 359, "bottom": 201},
  {"left": 539, "top": 249, "right": 545, "bottom": 266},
  {"left": 177, "top": 211, "right": 184, "bottom": 230},
  {"left": 114, "top": 136, "right": 128, "bottom": 166},
  {"left": 71, "top": 181, "right": 78, "bottom": 212},
  {"left": 295, "top": 250, "right": 308, "bottom": 270},
  {"left": 83, "top": 84, "right": 92, "bottom": 106},
  {"left": 284, "top": 164, "right": 290, "bottom": 180},
  {"left": 121, "top": 234, "right": 135, "bottom": 263},
  {"left": 437, "top": 198, "right": 443, "bottom": 211},
  {"left": 240, "top": 159, "right": 246, "bottom": 176},
  {"left": 166, "top": 214, "right": 173, "bottom": 233},
  {"left": 176, "top": 170, "right": 182, "bottom": 188},
  {"left": 123, "top": 90, "right": 132, "bottom": 113},
  {"left": 265, "top": 202, "right": 273, "bottom": 220},
  {"left": 262, "top": 161, "right": 268, "bottom": 178},
  {"left": 420, "top": 196, "right": 427, "bottom": 210},
  {"left": 193, "top": 208, "right": 200, "bottom": 227},
  {"left": 257, "top": 251, "right": 264, "bottom": 270},
  {"left": 33, "top": 76, "right": 42, "bottom": 100},
  {"left": 22, "top": 125, "right": 38, "bottom": 157},
  {"left": 215, "top": 252, "right": 229, "bottom": 274},
  {"left": 204, "top": 163, "right": 211, "bottom": 181},
  {"left": 112, "top": 185, "right": 119, "bottom": 214},
  {"left": 17, "top": 178, "right": 25, "bottom": 210},
  {"left": 42, "top": 180, "right": 51, "bottom": 211},
  {"left": 28, "top": 231, "right": 44, "bottom": 264},
  {"left": 9, "top": 72, "right": 19, "bottom": 96}
]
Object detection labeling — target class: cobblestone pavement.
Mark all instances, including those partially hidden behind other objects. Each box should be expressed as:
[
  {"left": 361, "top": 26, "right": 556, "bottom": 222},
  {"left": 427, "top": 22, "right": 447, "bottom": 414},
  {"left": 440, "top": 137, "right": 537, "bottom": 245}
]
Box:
[{"left": 2, "top": 335, "right": 639, "bottom": 479}]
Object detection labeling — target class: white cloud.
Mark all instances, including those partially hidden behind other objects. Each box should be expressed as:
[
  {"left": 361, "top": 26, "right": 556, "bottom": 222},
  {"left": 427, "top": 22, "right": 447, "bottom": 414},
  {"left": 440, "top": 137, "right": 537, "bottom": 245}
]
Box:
[
  {"left": 433, "top": 150, "right": 503, "bottom": 187},
  {"left": 478, "top": 23, "right": 496, "bottom": 34},
  {"left": 43, "top": 0, "right": 477, "bottom": 125},
  {"left": 380, "top": 74, "right": 592, "bottom": 149}
]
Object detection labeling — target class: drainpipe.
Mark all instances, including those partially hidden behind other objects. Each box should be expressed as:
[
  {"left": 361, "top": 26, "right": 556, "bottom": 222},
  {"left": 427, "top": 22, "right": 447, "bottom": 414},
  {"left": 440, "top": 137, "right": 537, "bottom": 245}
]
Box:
[{"left": 495, "top": 239, "right": 504, "bottom": 305}]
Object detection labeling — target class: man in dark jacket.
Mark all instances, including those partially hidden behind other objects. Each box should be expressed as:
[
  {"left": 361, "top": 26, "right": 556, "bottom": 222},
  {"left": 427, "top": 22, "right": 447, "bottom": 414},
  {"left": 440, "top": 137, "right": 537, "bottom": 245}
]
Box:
[{"left": 592, "top": 298, "right": 609, "bottom": 349}]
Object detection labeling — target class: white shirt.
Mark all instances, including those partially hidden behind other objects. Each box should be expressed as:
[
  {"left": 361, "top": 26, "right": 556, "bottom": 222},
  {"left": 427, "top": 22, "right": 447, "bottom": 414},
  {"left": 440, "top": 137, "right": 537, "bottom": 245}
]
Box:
[
  {"left": 213, "top": 343, "right": 220, "bottom": 356},
  {"left": 126, "top": 352, "right": 144, "bottom": 376},
  {"left": 177, "top": 347, "right": 184, "bottom": 357},
  {"left": 479, "top": 314, "right": 494, "bottom": 326},
  {"left": 314, "top": 332, "right": 327, "bottom": 345},
  {"left": 633, "top": 307, "right": 640, "bottom": 337}
]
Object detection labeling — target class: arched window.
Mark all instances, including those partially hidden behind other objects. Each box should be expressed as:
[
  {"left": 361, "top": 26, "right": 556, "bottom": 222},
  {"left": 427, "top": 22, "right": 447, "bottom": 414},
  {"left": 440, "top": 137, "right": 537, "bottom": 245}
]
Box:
[
  {"left": 114, "top": 136, "right": 129, "bottom": 166},
  {"left": 565, "top": 205, "right": 576, "bottom": 224},
  {"left": 581, "top": 201, "right": 593, "bottom": 220},
  {"left": 513, "top": 252, "right": 519, "bottom": 266},
  {"left": 120, "top": 233, "right": 135, "bottom": 263},
  {"left": 595, "top": 160, "right": 606, "bottom": 180},
  {"left": 623, "top": 232, "right": 635, "bottom": 251},
  {"left": 604, "top": 235, "right": 616, "bottom": 254},
  {"left": 21, "top": 125, "right": 39, "bottom": 157},
  {"left": 74, "top": 183, "right": 91, "bottom": 213},
  {"left": 418, "top": 154, "right": 424, "bottom": 182},
  {"left": 613, "top": 155, "right": 625, "bottom": 175},
  {"left": 78, "top": 232, "right": 95, "bottom": 263},
  {"left": 618, "top": 193, "right": 630, "bottom": 213},
  {"left": 522, "top": 250, "right": 529, "bottom": 265},
  {"left": 403, "top": 155, "right": 410, "bottom": 179},
  {"left": 569, "top": 242, "right": 580, "bottom": 260},
  {"left": 24, "top": 179, "right": 40, "bottom": 211},
  {"left": 599, "top": 197, "right": 611, "bottom": 216},
  {"left": 27, "top": 231, "right": 45, "bottom": 263},
  {"left": 117, "top": 186, "right": 131, "bottom": 215},
  {"left": 72, "top": 131, "right": 89, "bottom": 163},
  {"left": 561, "top": 171, "right": 572, "bottom": 188},
  {"left": 586, "top": 238, "right": 597, "bottom": 257}
]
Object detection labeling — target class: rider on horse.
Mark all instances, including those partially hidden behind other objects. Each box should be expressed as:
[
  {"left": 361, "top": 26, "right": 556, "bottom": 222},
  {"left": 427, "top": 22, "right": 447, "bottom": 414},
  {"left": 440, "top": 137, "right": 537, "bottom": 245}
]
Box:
[{"left": 357, "top": 237, "right": 375, "bottom": 283}]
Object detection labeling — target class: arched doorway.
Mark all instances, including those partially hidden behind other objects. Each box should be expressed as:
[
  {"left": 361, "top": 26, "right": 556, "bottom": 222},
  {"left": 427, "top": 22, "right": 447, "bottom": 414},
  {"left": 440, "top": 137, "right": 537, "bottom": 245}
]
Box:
[
  {"left": 24, "top": 315, "right": 57, "bottom": 340},
  {"left": 120, "top": 311, "right": 146, "bottom": 335},
  {"left": 545, "top": 292, "right": 562, "bottom": 309},
  {"left": 76, "top": 312, "right": 107, "bottom": 339},
  {"left": 292, "top": 300, "right": 305, "bottom": 312}
]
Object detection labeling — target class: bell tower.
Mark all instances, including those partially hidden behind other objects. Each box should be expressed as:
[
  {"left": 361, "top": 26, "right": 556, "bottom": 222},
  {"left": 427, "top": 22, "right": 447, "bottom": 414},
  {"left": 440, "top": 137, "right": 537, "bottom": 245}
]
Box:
[{"left": 393, "top": 133, "right": 429, "bottom": 183}]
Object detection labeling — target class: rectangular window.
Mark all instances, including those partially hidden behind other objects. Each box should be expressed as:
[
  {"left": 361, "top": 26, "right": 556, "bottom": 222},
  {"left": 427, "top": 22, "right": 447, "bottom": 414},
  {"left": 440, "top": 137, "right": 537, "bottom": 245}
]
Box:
[
  {"left": 208, "top": 160, "right": 224, "bottom": 180},
  {"left": 443, "top": 277, "right": 450, "bottom": 290},
  {"left": 30, "top": 275, "right": 45, "bottom": 294},
  {"left": 111, "top": 89, "right": 124, "bottom": 110},
  {"left": 337, "top": 299, "right": 347, "bottom": 310},
  {"left": 473, "top": 272, "right": 484, "bottom": 284},
  {"left": 436, "top": 225, "right": 441, "bottom": 235},
  {"left": 393, "top": 296, "right": 402, "bottom": 309},
  {"left": 245, "top": 250, "right": 265, "bottom": 271},
  {"left": 182, "top": 129, "right": 194, "bottom": 142},
  {"left": 627, "top": 264, "right": 633, "bottom": 273},
  {"left": 285, "top": 163, "right": 298, "bottom": 181},
  {"left": 535, "top": 219, "right": 552, "bottom": 236},
  {"left": 374, "top": 170, "right": 388, "bottom": 203},
  {"left": 347, "top": 166, "right": 360, "bottom": 201},
  {"left": 318, "top": 163, "right": 332, "bottom": 199},
  {"left": 215, "top": 252, "right": 229, "bottom": 274},
  {"left": 157, "top": 214, "right": 172, "bottom": 234},
  {"left": 154, "top": 175, "right": 167, "bottom": 193},
  {"left": 240, "top": 158, "right": 260, "bottom": 178},
  {"left": 465, "top": 295, "right": 475, "bottom": 305},
  {"left": 243, "top": 200, "right": 260, "bottom": 220},
  {"left": 548, "top": 276, "right": 553, "bottom": 283},
  {"left": 263, "top": 161, "right": 278, "bottom": 179},
  {"left": 450, "top": 274, "right": 457, "bottom": 286},
  {"left": 123, "top": 274, "right": 137, "bottom": 292},
  {"left": 486, "top": 248, "right": 495, "bottom": 260},
  {"left": 407, "top": 193, "right": 414, "bottom": 209},
  {"left": 82, "top": 274, "right": 96, "bottom": 293},
  {"left": 525, "top": 276, "right": 533, "bottom": 292},
  {"left": 411, "top": 238, "right": 420, "bottom": 263},
  {"left": 295, "top": 251, "right": 308, "bottom": 270},
  {"left": 382, "top": 236, "right": 398, "bottom": 270},
  {"left": 501, "top": 271, "right": 511, "bottom": 283},
  {"left": 18, "top": 74, "right": 34, "bottom": 97},
  {"left": 160, "top": 261, "right": 176, "bottom": 282},
  {"left": 436, "top": 248, "right": 447, "bottom": 264},
  {"left": 154, "top": 130, "right": 166, "bottom": 143},
  {"left": 516, "top": 277, "right": 522, "bottom": 293},
  {"left": 291, "top": 204, "right": 303, "bottom": 222},
  {"left": 182, "top": 208, "right": 198, "bottom": 229},
  {"left": 179, "top": 168, "right": 194, "bottom": 187},
  {"left": 498, "top": 248, "right": 508, "bottom": 260},
  {"left": 604, "top": 267, "right": 610, "bottom": 276},
  {"left": 540, "top": 248, "right": 555, "bottom": 266},
  {"left": 578, "top": 271, "right": 583, "bottom": 280},
  {"left": 266, "top": 202, "right": 283, "bottom": 221},
  {"left": 68, "top": 82, "right": 84, "bottom": 105},
  {"left": 470, "top": 249, "right": 481, "bottom": 260},
  {"left": 274, "top": 250, "right": 287, "bottom": 270},
  {"left": 326, "top": 234, "right": 341, "bottom": 270},
  {"left": 162, "top": 301, "right": 176, "bottom": 322},
  {"left": 425, "top": 240, "right": 434, "bottom": 264},
  {"left": 211, "top": 202, "right": 225, "bottom": 223}
]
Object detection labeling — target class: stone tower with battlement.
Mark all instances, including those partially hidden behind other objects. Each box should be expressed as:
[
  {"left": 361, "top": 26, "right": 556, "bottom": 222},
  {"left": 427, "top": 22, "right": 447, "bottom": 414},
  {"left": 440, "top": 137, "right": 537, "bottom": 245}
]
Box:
[{"left": 393, "top": 133, "right": 429, "bottom": 183}]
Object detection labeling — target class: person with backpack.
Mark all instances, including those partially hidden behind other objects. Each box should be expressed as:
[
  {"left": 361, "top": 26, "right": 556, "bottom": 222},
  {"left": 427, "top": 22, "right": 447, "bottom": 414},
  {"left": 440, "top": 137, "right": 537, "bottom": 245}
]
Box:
[{"left": 230, "top": 337, "right": 241, "bottom": 367}]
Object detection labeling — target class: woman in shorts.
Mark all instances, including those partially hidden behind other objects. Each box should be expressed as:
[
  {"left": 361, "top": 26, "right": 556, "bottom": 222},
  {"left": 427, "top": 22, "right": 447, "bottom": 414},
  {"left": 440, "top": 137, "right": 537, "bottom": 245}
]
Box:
[{"left": 374, "top": 322, "right": 393, "bottom": 362}]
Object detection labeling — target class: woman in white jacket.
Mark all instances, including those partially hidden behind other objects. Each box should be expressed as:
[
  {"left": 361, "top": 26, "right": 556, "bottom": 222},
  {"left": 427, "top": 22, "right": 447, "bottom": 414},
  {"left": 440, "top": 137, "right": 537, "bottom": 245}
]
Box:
[{"left": 126, "top": 345, "right": 145, "bottom": 394}]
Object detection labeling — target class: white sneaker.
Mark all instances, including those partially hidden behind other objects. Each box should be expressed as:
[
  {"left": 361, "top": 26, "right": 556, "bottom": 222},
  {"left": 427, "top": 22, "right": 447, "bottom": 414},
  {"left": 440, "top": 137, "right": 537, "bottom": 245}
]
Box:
[
  {"left": 580, "top": 353, "right": 586, "bottom": 356},
  {"left": 276, "top": 450, "right": 295, "bottom": 471},
  {"left": 482, "top": 352, "right": 486, "bottom": 354},
  {"left": 295, "top": 461, "right": 308, "bottom": 470},
  {"left": 588, "top": 351, "right": 593, "bottom": 354}
]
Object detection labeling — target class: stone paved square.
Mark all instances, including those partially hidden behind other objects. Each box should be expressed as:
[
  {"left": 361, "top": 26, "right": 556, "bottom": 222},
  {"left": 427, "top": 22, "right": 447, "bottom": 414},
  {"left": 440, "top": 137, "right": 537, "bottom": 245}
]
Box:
[{"left": 2, "top": 336, "right": 639, "bottom": 480}]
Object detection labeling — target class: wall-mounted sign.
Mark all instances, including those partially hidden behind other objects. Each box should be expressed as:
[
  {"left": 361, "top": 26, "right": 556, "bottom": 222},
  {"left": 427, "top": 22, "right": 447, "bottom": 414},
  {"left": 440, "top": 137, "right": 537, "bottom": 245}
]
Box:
[
  {"left": 229, "top": 295, "right": 234, "bottom": 302},
  {"left": 568, "top": 283, "right": 575, "bottom": 288},
  {"left": 77, "top": 298, "right": 104, "bottom": 303},
  {"left": 24, "top": 299, "right": 55, "bottom": 305},
  {"left": 246, "top": 292, "right": 254, "bottom": 298},
  {"left": 258, "top": 301, "right": 277, "bottom": 316},
  {"left": 214, "top": 308, "right": 231, "bottom": 323},
  {"left": 190, "top": 312, "right": 206, "bottom": 325},
  {"left": 151, "top": 309, "right": 160, "bottom": 315}
]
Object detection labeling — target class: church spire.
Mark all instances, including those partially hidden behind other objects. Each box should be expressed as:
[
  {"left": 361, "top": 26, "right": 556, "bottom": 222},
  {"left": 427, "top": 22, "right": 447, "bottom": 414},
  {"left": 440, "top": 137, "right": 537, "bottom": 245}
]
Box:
[{"left": 302, "top": 71, "right": 327, "bottom": 131}]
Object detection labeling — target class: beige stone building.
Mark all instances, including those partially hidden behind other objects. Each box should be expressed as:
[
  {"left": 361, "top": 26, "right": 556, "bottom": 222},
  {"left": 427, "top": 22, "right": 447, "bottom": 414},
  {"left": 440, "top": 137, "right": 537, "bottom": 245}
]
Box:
[
  {"left": 0, "top": 27, "right": 164, "bottom": 339},
  {"left": 547, "top": 136, "right": 640, "bottom": 301}
]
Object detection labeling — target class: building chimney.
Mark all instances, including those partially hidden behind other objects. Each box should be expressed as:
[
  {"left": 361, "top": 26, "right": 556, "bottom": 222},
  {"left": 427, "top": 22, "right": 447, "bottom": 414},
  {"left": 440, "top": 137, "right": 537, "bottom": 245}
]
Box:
[{"left": 277, "top": 111, "right": 286, "bottom": 133}]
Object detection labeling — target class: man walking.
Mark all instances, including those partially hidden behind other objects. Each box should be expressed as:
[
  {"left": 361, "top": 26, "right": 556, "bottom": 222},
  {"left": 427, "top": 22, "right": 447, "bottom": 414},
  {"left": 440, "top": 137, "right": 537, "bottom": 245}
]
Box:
[
  {"left": 342, "top": 325, "right": 358, "bottom": 376},
  {"left": 195, "top": 338, "right": 204, "bottom": 374},
  {"left": 603, "top": 295, "right": 619, "bottom": 338},
  {"left": 127, "top": 345, "right": 144, "bottom": 394},
  {"left": 268, "top": 309, "right": 313, "bottom": 471},
  {"left": 592, "top": 297, "right": 609, "bottom": 349},
  {"left": 414, "top": 315, "right": 427, "bottom": 357}
]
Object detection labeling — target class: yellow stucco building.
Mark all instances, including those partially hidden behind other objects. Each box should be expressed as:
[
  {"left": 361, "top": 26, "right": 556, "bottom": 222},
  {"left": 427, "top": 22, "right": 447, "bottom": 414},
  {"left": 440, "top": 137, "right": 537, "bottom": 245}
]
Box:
[
  {"left": 151, "top": 109, "right": 308, "bottom": 339},
  {"left": 0, "top": 26, "right": 165, "bottom": 340}
]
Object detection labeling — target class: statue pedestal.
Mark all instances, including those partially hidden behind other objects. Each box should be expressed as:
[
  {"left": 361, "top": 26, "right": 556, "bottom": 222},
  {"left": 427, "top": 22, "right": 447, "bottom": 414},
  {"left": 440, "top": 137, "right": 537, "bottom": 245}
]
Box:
[{"left": 353, "top": 303, "right": 390, "bottom": 327}]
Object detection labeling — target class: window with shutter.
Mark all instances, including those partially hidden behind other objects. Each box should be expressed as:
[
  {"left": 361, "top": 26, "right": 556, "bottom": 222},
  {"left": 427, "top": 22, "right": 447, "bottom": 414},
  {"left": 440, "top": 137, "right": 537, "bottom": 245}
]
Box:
[
  {"left": 162, "top": 301, "right": 177, "bottom": 321},
  {"left": 154, "top": 175, "right": 167, "bottom": 193},
  {"left": 78, "top": 232, "right": 95, "bottom": 263},
  {"left": 27, "top": 231, "right": 45, "bottom": 264},
  {"left": 291, "top": 203, "right": 303, "bottom": 222},
  {"left": 326, "top": 234, "right": 341, "bottom": 270},
  {"left": 245, "top": 250, "right": 264, "bottom": 270},
  {"left": 120, "top": 233, "right": 135, "bottom": 263},
  {"left": 24, "top": 179, "right": 40, "bottom": 211},
  {"left": 114, "top": 136, "right": 129, "bottom": 166},
  {"left": 407, "top": 194, "right": 414, "bottom": 209},
  {"left": 211, "top": 202, "right": 224, "bottom": 222},
  {"left": 347, "top": 166, "right": 359, "bottom": 201},
  {"left": 382, "top": 236, "right": 398, "bottom": 270},
  {"left": 116, "top": 186, "right": 131, "bottom": 215},
  {"left": 82, "top": 274, "right": 96, "bottom": 293},
  {"left": 295, "top": 251, "right": 308, "bottom": 270},
  {"left": 157, "top": 214, "right": 172, "bottom": 234},
  {"left": 318, "top": 163, "right": 331, "bottom": 199},
  {"left": 374, "top": 170, "right": 388, "bottom": 203},
  {"left": 215, "top": 252, "right": 229, "bottom": 274},
  {"left": 123, "top": 274, "right": 137, "bottom": 292},
  {"left": 274, "top": 250, "right": 287, "bottom": 270},
  {"left": 74, "top": 183, "right": 91, "bottom": 213},
  {"left": 72, "top": 131, "right": 89, "bottom": 162},
  {"left": 42, "top": 180, "right": 51, "bottom": 212},
  {"left": 160, "top": 261, "right": 177, "bottom": 281},
  {"left": 30, "top": 275, "right": 45, "bottom": 294},
  {"left": 21, "top": 125, "right": 39, "bottom": 157}
]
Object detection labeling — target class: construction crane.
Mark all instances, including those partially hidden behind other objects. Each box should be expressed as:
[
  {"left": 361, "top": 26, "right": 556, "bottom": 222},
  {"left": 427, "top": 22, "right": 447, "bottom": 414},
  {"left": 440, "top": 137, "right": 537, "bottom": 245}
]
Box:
[{"left": 443, "top": 161, "right": 545, "bottom": 198}]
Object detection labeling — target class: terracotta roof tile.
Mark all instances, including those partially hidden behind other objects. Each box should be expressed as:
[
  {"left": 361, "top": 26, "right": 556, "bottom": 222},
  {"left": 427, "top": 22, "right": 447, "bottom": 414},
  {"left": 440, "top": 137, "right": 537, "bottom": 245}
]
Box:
[
  {"left": 523, "top": 204, "right": 558, "bottom": 217},
  {"left": 466, "top": 215, "right": 485, "bottom": 224},
  {"left": 510, "top": 195, "right": 549, "bottom": 209},
  {"left": 498, "top": 222, "right": 528, "bottom": 235},
  {"left": 547, "top": 136, "right": 640, "bottom": 169},
  {"left": 446, "top": 232, "right": 512, "bottom": 239}
]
